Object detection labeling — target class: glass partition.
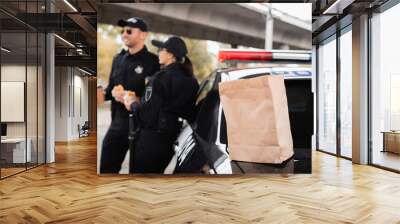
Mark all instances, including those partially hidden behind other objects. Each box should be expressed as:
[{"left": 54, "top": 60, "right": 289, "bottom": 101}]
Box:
[
  {"left": 317, "top": 36, "right": 337, "bottom": 155},
  {"left": 339, "top": 28, "right": 352, "bottom": 158},
  {"left": 0, "top": 4, "right": 28, "bottom": 177},
  {"left": 0, "top": 0, "right": 46, "bottom": 179},
  {"left": 370, "top": 3, "right": 400, "bottom": 171}
]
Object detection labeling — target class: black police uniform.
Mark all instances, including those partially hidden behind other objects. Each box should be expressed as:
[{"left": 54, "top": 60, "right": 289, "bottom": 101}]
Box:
[
  {"left": 132, "top": 62, "right": 199, "bottom": 173},
  {"left": 100, "top": 46, "right": 159, "bottom": 173}
]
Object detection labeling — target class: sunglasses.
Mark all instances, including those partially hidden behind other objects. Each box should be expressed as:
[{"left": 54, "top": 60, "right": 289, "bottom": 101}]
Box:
[{"left": 120, "top": 28, "right": 133, "bottom": 35}]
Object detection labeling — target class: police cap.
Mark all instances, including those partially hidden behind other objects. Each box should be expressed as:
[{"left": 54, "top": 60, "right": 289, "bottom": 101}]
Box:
[
  {"left": 117, "top": 17, "right": 148, "bottom": 32},
  {"left": 151, "top": 36, "right": 188, "bottom": 59}
]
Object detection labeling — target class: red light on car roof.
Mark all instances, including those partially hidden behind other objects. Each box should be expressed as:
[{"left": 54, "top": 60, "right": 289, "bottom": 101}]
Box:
[
  {"left": 218, "top": 50, "right": 273, "bottom": 62},
  {"left": 218, "top": 49, "right": 311, "bottom": 63}
]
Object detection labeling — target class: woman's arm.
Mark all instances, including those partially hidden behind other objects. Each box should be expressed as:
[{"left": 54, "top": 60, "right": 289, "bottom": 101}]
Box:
[{"left": 123, "top": 91, "right": 140, "bottom": 111}]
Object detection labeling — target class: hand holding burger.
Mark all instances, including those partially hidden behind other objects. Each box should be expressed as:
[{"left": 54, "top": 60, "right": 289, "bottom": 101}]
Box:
[
  {"left": 112, "top": 85, "right": 125, "bottom": 103},
  {"left": 123, "top": 91, "right": 139, "bottom": 111}
]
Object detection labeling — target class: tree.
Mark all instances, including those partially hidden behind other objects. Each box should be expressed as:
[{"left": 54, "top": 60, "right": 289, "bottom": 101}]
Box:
[
  {"left": 98, "top": 24, "right": 218, "bottom": 85},
  {"left": 97, "top": 24, "right": 123, "bottom": 86}
]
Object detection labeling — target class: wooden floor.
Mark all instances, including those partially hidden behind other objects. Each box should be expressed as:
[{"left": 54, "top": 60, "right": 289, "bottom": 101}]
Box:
[
  {"left": 1, "top": 163, "right": 45, "bottom": 178},
  {"left": 372, "top": 150, "right": 400, "bottom": 171},
  {"left": 1, "top": 167, "right": 26, "bottom": 178},
  {"left": 1, "top": 135, "right": 400, "bottom": 223}
]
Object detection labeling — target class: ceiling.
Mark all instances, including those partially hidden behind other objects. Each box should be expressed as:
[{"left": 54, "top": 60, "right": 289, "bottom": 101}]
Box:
[
  {"left": 1, "top": 0, "right": 396, "bottom": 73},
  {"left": 0, "top": 0, "right": 97, "bottom": 75},
  {"left": 309, "top": 0, "right": 390, "bottom": 43}
]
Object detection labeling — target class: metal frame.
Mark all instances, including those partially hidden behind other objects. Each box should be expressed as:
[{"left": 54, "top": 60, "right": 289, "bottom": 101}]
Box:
[
  {"left": 336, "top": 19, "right": 341, "bottom": 158},
  {"left": 44, "top": 0, "right": 47, "bottom": 165},
  {"left": 367, "top": 11, "right": 373, "bottom": 166},
  {"left": 315, "top": 44, "right": 319, "bottom": 151},
  {"left": 373, "top": 0, "right": 400, "bottom": 13},
  {"left": 25, "top": 2, "right": 28, "bottom": 172},
  {"left": 315, "top": 17, "right": 354, "bottom": 162},
  {"left": 315, "top": 0, "right": 400, "bottom": 172},
  {"left": 315, "top": 33, "right": 338, "bottom": 156},
  {"left": 0, "top": 0, "right": 47, "bottom": 180},
  {"left": 36, "top": 1, "right": 39, "bottom": 170}
]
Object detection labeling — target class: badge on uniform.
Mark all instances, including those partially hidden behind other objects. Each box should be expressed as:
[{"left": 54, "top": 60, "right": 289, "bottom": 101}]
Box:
[
  {"left": 144, "top": 86, "right": 152, "bottom": 102},
  {"left": 134, "top": 65, "right": 143, "bottom": 74}
]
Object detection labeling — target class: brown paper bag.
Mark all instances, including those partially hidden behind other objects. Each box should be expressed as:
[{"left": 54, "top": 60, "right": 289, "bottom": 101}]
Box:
[{"left": 219, "top": 75, "right": 293, "bottom": 164}]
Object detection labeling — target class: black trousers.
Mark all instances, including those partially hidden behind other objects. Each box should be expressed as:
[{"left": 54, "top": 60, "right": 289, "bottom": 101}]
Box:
[
  {"left": 100, "top": 127, "right": 129, "bottom": 173},
  {"left": 133, "top": 129, "right": 177, "bottom": 173}
]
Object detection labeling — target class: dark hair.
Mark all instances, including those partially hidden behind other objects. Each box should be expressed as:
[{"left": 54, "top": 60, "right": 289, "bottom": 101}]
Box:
[{"left": 178, "top": 56, "right": 194, "bottom": 77}]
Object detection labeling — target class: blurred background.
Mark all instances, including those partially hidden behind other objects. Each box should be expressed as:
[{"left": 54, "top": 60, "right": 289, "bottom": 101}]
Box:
[
  {"left": 97, "top": 25, "right": 221, "bottom": 85},
  {"left": 96, "top": 3, "right": 311, "bottom": 173}
]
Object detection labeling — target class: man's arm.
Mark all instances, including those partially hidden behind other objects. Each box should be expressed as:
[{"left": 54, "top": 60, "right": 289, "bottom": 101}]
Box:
[{"left": 104, "top": 58, "right": 116, "bottom": 101}]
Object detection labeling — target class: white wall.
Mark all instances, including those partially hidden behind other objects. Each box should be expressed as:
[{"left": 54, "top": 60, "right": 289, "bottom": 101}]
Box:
[
  {"left": 1, "top": 63, "right": 46, "bottom": 164},
  {"left": 1, "top": 65, "right": 39, "bottom": 138},
  {"left": 54, "top": 66, "right": 69, "bottom": 141},
  {"left": 54, "top": 66, "right": 89, "bottom": 141},
  {"left": 72, "top": 73, "right": 89, "bottom": 138},
  {"left": 1, "top": 65, "right": 26, "bottom": 138}
]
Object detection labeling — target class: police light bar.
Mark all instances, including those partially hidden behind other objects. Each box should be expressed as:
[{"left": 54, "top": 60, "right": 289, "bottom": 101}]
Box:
[{"left": 218, "top": 49, "right": 311, "bottom": 63}]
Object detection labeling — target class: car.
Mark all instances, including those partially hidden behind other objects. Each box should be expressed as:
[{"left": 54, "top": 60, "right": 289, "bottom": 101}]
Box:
[{"left": 166, "top": 50, "right": 313, "bottom": 174}]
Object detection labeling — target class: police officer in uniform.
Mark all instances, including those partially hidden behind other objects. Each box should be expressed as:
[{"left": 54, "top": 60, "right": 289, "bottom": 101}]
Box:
[
  {"left": 99, "top": 17, "right": 159, "bottom": 173},
  {"left": 123, "top": 36, "right": 199, "bottom": 173}
]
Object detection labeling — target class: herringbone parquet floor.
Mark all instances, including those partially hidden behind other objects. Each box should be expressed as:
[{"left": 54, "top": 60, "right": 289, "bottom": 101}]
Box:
[{"left": 1, "top": 135, "right": 400, "bottom": 224}]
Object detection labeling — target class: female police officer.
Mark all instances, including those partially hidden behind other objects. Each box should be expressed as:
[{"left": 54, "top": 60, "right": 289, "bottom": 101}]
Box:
[{"left": 123, "top": 36, "right": 199, "bottom": 173}]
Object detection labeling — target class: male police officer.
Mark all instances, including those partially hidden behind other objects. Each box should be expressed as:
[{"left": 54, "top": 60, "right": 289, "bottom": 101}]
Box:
[{"left": 99, "top": 17, "right": 159, "bottom": 173}]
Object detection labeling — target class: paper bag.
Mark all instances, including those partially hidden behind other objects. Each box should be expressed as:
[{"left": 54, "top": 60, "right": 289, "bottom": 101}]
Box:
[{"left": 219, "top": 75, "right": 293, "bottom": 164}]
